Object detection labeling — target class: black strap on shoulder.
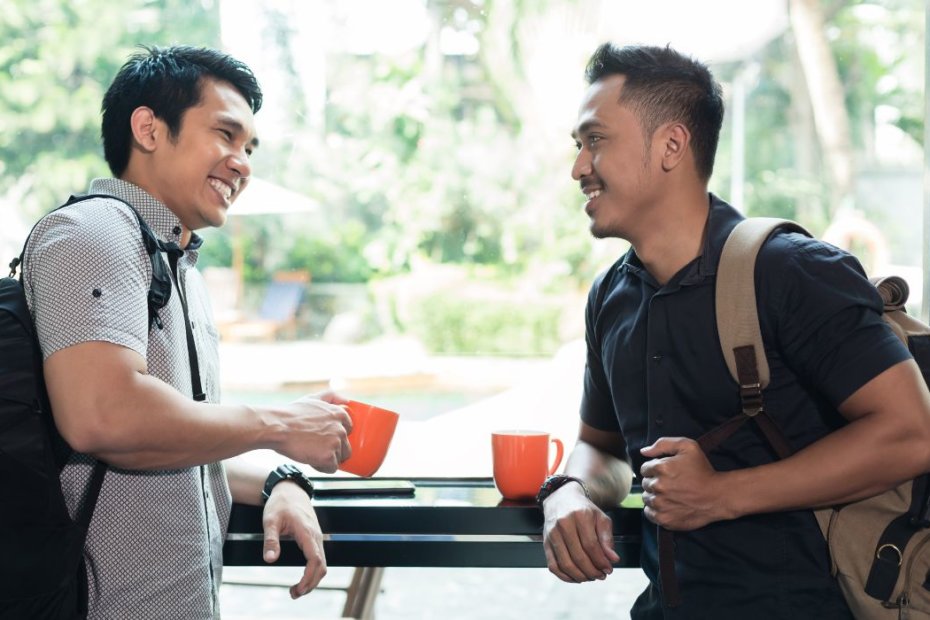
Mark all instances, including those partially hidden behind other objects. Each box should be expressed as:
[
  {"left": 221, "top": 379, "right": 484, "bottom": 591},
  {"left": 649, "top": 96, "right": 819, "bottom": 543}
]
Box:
[
  {"left": 165, "top": 247, "right": 206, "bottom": 402},
  {"left": 10, "top": 193, "right": 194, "bottom": 534},
  {"left": 60, "top": 194, "right": 204, "bottom": 400},
  {"left": 13, "top": 193, "right": 173, "bottom": 328},
  {"left": 62, "top": 194, "right": 173, "bottom": 329}
]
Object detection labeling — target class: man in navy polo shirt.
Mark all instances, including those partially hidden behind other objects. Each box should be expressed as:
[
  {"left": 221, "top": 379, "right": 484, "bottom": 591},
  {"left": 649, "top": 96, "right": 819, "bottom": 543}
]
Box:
[{"left": 538, "top": 42, "right": 930, "bottom": 619}]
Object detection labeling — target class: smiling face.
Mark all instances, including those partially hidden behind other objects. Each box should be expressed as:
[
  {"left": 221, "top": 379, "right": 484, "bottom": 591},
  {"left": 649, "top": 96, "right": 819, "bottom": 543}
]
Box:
[
  {"left": 139, "top": 77, "right": 259, "bottom": 231},
  {"left": 571, "top": 74, "right": 662, "bottom": 241}
]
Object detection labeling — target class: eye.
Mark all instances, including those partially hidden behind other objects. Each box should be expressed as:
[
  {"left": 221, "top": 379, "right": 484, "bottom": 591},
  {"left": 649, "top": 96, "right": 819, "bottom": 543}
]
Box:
[
  {"left": 574, "top": 140, "right": 582, "bottom": 151},
  {"left": 588, "top": 135, "right": 602, "bottom": 148},
  {"left": 218, "top": 128, "right": 233, "bottom": 140}
]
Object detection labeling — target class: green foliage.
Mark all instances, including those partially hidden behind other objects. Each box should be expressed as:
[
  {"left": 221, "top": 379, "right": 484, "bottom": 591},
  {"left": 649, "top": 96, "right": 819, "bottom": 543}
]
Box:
[
  {"left": 409, "top": 292, "right": 564, "bottom": 356},
  {"left": 0, "top": 0, "right": 219, "bottom": 216},
  {"left": 4, "top": 0, "right": 927, "bottom": 350},
  {"left": 282, "top": 222, "right": 374, "bottom": 284}
]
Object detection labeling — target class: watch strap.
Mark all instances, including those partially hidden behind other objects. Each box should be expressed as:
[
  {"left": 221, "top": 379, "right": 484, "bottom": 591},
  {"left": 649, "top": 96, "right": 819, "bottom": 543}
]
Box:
[
  {"left": 536, "top": 474, "right": 590, "bottom": 508},
  {"left": 262, "top": 464, "right": 314, "bottom": 503}
]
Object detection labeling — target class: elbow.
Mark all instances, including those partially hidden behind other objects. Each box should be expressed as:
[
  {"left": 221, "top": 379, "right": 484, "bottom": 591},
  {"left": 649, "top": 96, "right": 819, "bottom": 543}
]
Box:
[
  {"left": 54, "top": 409, "right": 106, "bottom": 456},
  {"left": 918, "top": 426, "right": 930, "bottom": 476},
  {"left": 51, "top": 400, "right": 123, "bottom": 457}
]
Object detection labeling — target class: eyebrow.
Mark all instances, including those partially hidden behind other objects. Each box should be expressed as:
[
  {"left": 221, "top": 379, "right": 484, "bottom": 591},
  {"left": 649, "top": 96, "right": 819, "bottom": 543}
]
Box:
[
  {"left": 218, "top": 115, "right": 260, "bottom": 149},
  {"left": 571, "top": 119, "right": 605, "bottom": 140}
]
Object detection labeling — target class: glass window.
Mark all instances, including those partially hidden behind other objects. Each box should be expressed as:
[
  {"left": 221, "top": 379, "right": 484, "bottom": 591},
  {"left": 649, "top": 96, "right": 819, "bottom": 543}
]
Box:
[{"left": 3, "top": 0, "right": 926, "bottom": 477}]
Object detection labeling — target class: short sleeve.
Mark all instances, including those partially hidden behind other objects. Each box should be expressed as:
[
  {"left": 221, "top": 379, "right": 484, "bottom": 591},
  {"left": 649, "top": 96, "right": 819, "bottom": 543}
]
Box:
[
  {"left": 24, "top": 199, "right": 151, "bottom": 360},
  {"left": 580, "top": 272, "right": 621, "bottom": 432},
  {"left": 758, "top": 233, "right": 910, "bottom": 406}
]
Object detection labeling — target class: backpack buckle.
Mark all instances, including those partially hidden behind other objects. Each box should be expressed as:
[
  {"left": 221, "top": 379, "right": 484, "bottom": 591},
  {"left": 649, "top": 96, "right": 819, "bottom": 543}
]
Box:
[{"left": 739, "top": 382, "right": 764, "bottom": 417}]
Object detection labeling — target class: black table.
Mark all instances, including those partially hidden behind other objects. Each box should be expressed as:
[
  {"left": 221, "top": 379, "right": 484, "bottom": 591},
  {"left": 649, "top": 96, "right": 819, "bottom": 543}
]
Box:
[{"left": 223, "top": 477, "right": 643, "bottom": 618}]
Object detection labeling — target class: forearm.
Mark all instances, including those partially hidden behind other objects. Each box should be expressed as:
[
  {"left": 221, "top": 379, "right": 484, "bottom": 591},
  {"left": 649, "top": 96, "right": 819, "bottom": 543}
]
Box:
[
  {"left": 226, "top": 455, "right": 272, "bottom": 506},
  {"left": 723, "top": 411, "right": 930, "bottom": 519},
  {"left": 82, "top": 375, "right": 279, "bottom": 470},
  {"left": 51, "top": 370, "right": 283, "bottom": 471},
  {"left": 564, "top": 440, "right": 634, "bottom": 508}
]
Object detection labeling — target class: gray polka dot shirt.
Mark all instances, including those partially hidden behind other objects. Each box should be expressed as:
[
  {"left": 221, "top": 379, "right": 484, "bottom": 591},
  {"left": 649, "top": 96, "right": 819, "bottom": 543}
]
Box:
[{"left": 24, "top": 178, "right": 229, "bottom": 619}]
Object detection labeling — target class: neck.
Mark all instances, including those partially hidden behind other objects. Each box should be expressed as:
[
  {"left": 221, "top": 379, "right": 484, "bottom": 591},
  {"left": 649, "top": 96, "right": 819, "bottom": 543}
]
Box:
[
  {"left": 119, "top": 168, "right": 192, "bottom": 247},
  {"left": 632, "top": 188, "right": 710, "bottom": 285}
]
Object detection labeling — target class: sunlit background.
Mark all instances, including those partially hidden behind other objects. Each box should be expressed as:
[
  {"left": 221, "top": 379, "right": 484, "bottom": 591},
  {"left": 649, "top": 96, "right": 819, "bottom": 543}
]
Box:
[{"left": 2, "top": 0, "right": 927, "bottom": 617}]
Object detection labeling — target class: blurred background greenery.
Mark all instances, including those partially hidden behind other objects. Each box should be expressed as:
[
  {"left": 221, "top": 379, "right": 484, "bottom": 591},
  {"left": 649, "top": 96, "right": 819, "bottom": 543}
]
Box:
[{"left": 2, "top": 0, "right": 926, "bottom": 355}]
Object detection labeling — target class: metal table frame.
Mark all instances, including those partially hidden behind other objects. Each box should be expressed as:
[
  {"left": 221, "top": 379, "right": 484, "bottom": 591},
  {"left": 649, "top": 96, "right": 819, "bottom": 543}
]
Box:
[{"left": 223, "top": 478, "right": 643, "bottom": 618}]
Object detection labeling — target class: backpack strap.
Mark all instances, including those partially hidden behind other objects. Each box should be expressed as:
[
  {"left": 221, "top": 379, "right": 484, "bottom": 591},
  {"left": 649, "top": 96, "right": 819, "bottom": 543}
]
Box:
[
  {"left": 715, "top": 217, "right": 811, "bottom": 396},
  {"left": 659, "top": 217, "right": 810, "bottom": 609},
  {"left": 12, "top": 194, "right": 174, "bottom": 329},
  {"left": 63, "top": 194, "right": 174, "bottom": 329},
  {"left": 716, "top": 219, "right": 930, "bottom": 606},
  {"left": 10, "top": 193, "right": 178, "bottom": 533},
  {"left": 701, "top": 216, "right": 811, "bottom": 455}
]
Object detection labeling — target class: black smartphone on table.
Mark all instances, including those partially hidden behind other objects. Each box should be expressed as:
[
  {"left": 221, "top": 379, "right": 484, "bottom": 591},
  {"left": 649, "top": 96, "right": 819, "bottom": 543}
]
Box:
[{"left": 312, "top": 479, "right": 416, "bottom": 498}]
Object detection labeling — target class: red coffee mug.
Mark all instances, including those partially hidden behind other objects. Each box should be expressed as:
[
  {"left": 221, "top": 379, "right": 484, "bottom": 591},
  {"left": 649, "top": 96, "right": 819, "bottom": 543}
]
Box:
[
  {"left": 339, "top": 400, "right": 400, "bottom": 477},
  {"left": 491, "top": 430, "right": 564, "bottom": 500}
]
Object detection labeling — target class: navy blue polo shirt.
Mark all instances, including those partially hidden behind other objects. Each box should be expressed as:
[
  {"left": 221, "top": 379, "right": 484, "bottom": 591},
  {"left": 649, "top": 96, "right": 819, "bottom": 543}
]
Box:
[{"left": 581, "top": 195, "right": 910, "bottom": 619}]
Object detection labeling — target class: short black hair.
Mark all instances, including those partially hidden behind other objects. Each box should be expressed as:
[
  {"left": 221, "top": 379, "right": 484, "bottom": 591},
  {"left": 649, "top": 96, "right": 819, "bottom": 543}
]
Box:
[
  {"left": 584, "top": 43, "right": 723, "bottom": 180},
  {"left": 101, "top": 45, "right": 263, "bottom": 177}
]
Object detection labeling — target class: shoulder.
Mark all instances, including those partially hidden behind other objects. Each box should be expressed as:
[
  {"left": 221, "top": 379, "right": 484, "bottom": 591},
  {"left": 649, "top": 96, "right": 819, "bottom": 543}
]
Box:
[
  {"left": 35, "top": 195, "right": 138, "bottom": 235},
  {"left": 755, "top": 227, "right": 883, "bottom": 321},
  {"left": 28, "top": 196, "right": 141, "bottom": 254},
  {"left": 24, "top": 196, "right": 148, "bottom": 280},
  {"left": 757, "top": 228, "right": 871, "bottom": 287},
  {"left": 587, "top": 252, "right": 631, "bottom": 308}
]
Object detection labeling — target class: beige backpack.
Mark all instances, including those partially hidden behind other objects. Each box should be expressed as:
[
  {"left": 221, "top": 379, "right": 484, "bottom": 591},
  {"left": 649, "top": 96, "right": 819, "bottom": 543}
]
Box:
[{"left": 714, "top": 217, "right": 930, "bottom": 619}]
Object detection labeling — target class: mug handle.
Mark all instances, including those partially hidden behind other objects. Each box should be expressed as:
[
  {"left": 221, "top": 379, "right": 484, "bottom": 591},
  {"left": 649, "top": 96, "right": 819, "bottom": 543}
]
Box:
[{"left": 548, "top": 438, "right": 564, "bottom": 475}]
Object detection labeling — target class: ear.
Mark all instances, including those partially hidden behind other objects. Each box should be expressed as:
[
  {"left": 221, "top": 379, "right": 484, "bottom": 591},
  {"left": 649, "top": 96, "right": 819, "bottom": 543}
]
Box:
[
  {"left": 658, "top": 122, "right": 691, "bottom": 172},
  {"left": 129, "top": 107, "right": 160, "bottom": 153}
]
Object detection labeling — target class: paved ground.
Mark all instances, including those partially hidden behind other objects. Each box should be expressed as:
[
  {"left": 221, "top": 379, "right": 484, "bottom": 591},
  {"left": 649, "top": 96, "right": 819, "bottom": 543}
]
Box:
[{"left": 221, "top": 565, "right": 648, "bottom": 619}]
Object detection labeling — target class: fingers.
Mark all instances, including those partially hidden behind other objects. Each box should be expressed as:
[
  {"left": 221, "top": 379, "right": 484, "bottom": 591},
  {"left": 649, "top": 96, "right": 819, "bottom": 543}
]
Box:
[
  {"left": 340, "top": 433, "right": 352, "bottom": 463},
  {"left": 543, "top": 538, "right": 576, "bottom": 583},
  {"left": 280, "top": 398, "right": 353, "bottom": 471},
  {"left": 263, "top": 522, "right": 281, "bottom": 564},
  {"left": 289, "top": 517, "right": 328, "bottom": 598},
  {"left": 640, "top": 436, "right": 696, "bottom": 458},
  {"left": 546, "top": 513, "right": 615, "bottom": 582},
  {"left": 290, "top": 543, "right": 327, "bottom": 598},
  {"left": 312, "top": 389, "right": 350, "bottom": 406},
  {"left": 595, "top": 513, "right": 620, "bottom": 564}
]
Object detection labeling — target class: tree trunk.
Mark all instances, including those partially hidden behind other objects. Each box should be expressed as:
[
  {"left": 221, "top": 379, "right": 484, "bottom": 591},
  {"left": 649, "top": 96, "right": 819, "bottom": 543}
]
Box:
[{"left": 789, "top": 0, "right": 856, "bottom": 216}]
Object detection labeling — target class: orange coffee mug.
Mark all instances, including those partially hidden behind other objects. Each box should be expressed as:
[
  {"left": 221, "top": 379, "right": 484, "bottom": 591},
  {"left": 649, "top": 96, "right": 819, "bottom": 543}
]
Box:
[
  {"left": 491, "top": 430, "right": 564, "bottom": 500},
  {"left": 339, "top": 400, "right": 400, "bottom": 477}
]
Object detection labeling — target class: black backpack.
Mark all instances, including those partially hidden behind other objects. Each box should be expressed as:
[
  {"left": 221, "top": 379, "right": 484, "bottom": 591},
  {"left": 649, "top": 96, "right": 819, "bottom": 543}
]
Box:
[{"left": 0, "top": 194, "right": 174, "bottom": 619}]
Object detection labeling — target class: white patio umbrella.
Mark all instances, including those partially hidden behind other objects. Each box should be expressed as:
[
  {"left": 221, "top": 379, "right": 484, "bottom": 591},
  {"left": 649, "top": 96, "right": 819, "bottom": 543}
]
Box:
[{"left": 224, "top": 177, "right": 322, "bottom": 283}]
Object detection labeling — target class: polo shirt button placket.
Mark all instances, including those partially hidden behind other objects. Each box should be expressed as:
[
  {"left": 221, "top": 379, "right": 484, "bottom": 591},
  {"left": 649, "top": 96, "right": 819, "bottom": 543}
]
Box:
[{"left": 649, "top": 351, "right": 665, "bottom": 428}]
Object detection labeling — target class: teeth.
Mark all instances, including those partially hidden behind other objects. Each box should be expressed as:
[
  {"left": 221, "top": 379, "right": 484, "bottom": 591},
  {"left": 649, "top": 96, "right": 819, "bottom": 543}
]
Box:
[
  {"left": 584, "top": 189, "right": 601, "bottom": 200},
  {"left": 209, "top": 178, "right": 232, "bottom": 200}
]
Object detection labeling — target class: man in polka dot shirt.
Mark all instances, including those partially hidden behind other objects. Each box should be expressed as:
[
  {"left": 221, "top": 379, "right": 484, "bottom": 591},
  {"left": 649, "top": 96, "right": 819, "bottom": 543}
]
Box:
[{"left": 23, "top": 45, "right": 351, "bottom": 618}]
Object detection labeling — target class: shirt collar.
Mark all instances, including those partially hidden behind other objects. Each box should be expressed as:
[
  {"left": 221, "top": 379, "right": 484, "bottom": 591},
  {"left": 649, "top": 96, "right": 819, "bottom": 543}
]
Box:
[
  {"left": 616, "top": 193, "right": 745, "bottom": 287},
  {"left": 688, "top": 193, "right": 745, "bottom": 282},
  {"left": 88, "top": 178, "right": 204, "bottom": 253}
]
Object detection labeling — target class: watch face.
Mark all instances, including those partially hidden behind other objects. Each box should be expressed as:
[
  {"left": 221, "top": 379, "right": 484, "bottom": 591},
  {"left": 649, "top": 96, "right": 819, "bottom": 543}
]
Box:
[{"left": 282, "top": 464, "right": 300, "bottom": 477}]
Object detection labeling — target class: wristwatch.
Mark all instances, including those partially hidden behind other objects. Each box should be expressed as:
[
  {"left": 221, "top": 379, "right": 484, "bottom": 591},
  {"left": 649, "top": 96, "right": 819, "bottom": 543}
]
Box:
[
  {"left": 536, "top": 475, "right": 590, "bottom": 508},
  {"left": 262, "top": 464, "right": 315, "bottom": 503}
]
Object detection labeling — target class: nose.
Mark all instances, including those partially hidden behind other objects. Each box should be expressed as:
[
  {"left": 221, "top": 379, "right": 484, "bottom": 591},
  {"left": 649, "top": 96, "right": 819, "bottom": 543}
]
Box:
[
  {"left": 571, "top": 148, "right": 591, "bottom": 181},
  {"left": 228, "top": 147, "right": 252, "bottom": 180}
]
